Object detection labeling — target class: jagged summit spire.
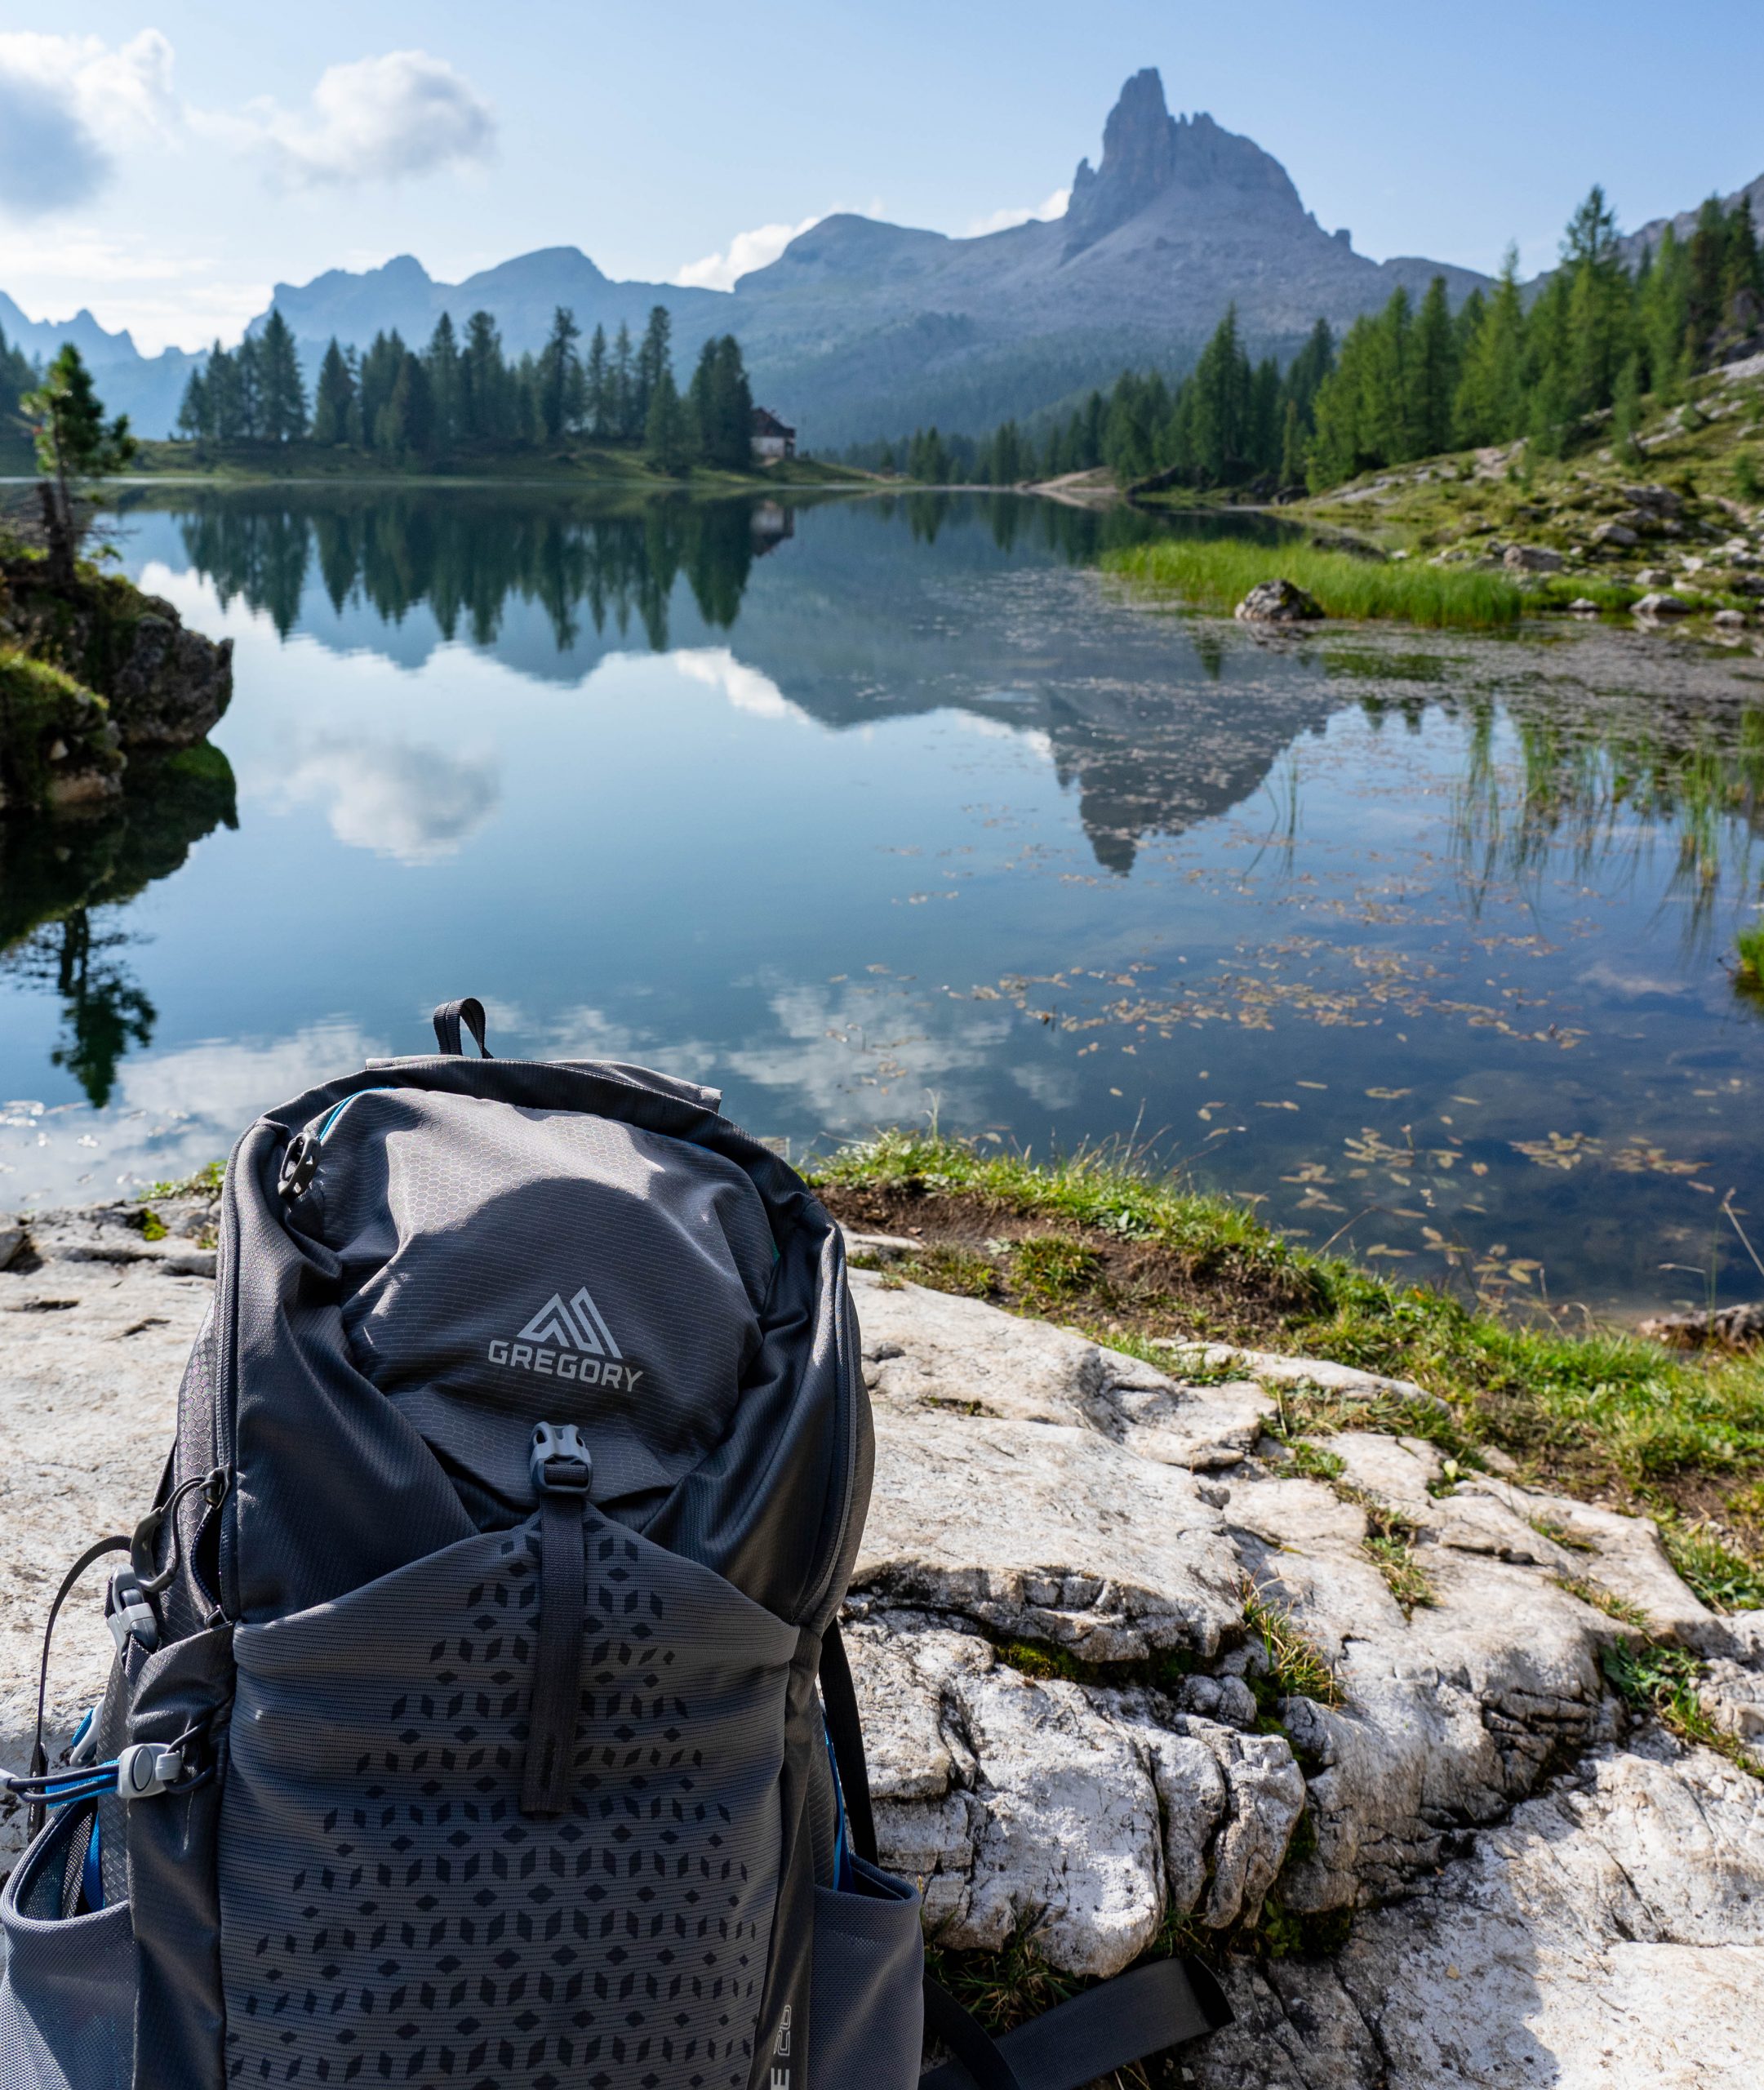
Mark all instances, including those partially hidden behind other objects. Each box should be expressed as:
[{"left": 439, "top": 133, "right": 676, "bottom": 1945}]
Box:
[{"left": 1064, "top": 67, "right": 1304, "bottom": 257}]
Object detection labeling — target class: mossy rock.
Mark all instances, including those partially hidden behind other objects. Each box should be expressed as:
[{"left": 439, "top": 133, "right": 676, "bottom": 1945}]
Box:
[
  {"left": 0, "top": 562, "right": 232, "bottom": 749},
  {"left": 0, "top": 648, "right": 123, "bottom": 813}
]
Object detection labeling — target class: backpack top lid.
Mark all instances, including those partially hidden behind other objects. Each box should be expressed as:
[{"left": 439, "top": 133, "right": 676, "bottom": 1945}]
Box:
[
  {"left": 211, "top": 1016, "right": 871, "bottom": 1634},
  {"left": 281, "top": 1087, "right": 780, "bottom": 1520}
]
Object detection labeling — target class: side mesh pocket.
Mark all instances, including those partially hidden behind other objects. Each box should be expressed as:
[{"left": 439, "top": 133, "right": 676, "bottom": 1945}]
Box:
[
  {"left": 0, "top": 1804, "right": 135, "bottom": 2090},
  {"left": 809, "top": 1857, "right": 923, "bottom": 2090}
]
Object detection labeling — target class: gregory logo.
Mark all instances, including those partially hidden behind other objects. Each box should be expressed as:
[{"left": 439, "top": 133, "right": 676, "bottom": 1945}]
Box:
[{"left": 488, "top": 1285, "right": 644, "bottom": 1390}]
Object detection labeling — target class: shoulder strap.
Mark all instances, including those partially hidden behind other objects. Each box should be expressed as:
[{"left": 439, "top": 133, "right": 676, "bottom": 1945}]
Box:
[
  {"left": 432, "top": 997, "right": 493, "bottom": 1057},
  {"left": 817, "top": 1623, "right": 1232, "bottom": 2090}
]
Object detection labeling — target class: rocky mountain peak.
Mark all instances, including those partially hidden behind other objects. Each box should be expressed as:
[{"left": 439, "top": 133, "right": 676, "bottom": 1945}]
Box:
[{"left": 1064, "top": 68, "right": 1306, "bottom": 256}]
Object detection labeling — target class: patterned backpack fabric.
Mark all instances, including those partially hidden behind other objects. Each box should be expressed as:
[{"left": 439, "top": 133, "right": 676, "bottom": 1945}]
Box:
[{"left": 0, "top": 1001, "right": 1227, "bottom": 2090}]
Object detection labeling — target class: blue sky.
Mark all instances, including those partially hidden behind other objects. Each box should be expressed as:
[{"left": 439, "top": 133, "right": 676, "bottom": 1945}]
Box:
[{"left": 3, "top": 0, "right": 1762, "bottom": 354}]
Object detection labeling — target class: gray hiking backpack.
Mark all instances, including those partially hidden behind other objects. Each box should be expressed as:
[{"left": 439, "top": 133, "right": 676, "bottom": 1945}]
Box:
[{"left": 0, "top": 1001, "right": 1227, "bottom": 2090}]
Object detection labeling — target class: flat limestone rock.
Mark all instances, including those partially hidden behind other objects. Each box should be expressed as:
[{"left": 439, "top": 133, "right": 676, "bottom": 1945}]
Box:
[
  {"left": 1196, "top": 1740, "right": 1764, "bottom": 2089},
  {"left": 6, "top": 1204, "right": 1764, "bottom": 2080},
  {"left": 859, "top": 1405, "right": 1246, "bottom": 1660}
]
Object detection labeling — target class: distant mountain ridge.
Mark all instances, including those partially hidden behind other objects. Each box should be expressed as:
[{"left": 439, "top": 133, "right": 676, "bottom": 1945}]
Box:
[
  {"left": 4, "top": 69, "right": 1757, "bottom": 443},
  {"left": 0, "top": 289, "right": 199, "bottom": 442}
]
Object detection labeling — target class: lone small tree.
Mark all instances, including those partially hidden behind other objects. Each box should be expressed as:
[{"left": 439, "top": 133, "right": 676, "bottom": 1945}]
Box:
[{"left": 21, "top": 345, "right": 136, "bottom": 584}]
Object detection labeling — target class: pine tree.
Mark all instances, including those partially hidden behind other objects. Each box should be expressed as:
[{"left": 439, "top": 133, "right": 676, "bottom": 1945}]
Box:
[
  {"left": 584, "top": 325, "right": 609, "bottom": 440},
  {"left": 1189, "top": 305, "right": 1251, "bottom": 482},
  {"left": 1278, "top": 397, "right": 1305, "bottom": 487},
  {"left": 610, "top": 323, "right": 636, "bottom": 440},
  {"left": 634, "top": 306, "right": 672, "bottom": 432},
  {"left": 1454, "top": 247, "right": 1527, "bottom": 445},
  {"left": 460, "top": 312, "right": 505, "bottom": 442},
  {"left": 425, "top": 314, "right": 462, "bottom": 452},
  {"left": 536, "top": 306, "right": 583, "bottom": 444},
  {"left": 357, "top": 332, "right": 407, "bottom": 451},
  {"left": 1407, "top": 276, "right": 1458, "bottom": 456},
  {"left": 310, "top": 340, "right": 356, "bottom": 446},
  {"left": 1637, "top": 225, "right": 1691, "bottom": 402},
  {"left": 643, "top": 364, "right": 692, "bottom": 474},
  {"left": 21, "top": 345, "right": 136, "bottom": 580},
  {"left": 256, "top": 310, "right": 307, "bottom": 441},
  {"left": 375, "top": 350, "right": 435, "bottom": 458},
  {"left": 176, "top": 367, "right": 208, "bottom": 442}
]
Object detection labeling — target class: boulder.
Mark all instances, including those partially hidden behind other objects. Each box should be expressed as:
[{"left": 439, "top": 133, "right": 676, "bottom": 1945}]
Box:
[
  {"left": 1621, "top": 482, "right": 1686, "bottom": 516},
  {"left": 1503, "top": 544, "right": 1565, "bottom": 572},
  {"left": 1234, "top": 578, "right": 1324, "bottom": 623},
  {"left": 1714, "top": 608, "right": 1749, "bottom": 629},
  {"left": 1637, "top": 1301, "right": 1764, "bottom": 1352},
  {"left": 1567, "top": 597, "right": 1601, "bottom": 613},
  {"left": 1633, "top": 592, "right": 1692, "bottom": 617},
  {"left": 6, "top": 1211, "right": 1764, "bottom": 2085},
  {"left": 1591, "top": 522, "right": 1639, "bottom": 548},
  {"left": 0, "top": 569, "right": 233, "bottom": 751}
]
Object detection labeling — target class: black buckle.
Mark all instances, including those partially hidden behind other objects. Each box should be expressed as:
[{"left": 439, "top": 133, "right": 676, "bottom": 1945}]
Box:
[
  {"left": 278, "top": 1132, "right": 318, "bottom": 1200},
  {"left": 530, "top": 1421, "right": 593, "bottom": 1498}
]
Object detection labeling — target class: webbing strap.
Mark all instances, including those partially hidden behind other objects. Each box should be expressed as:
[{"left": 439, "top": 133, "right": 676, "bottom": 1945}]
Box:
[
  {"left": 922, "top": 1959, "right": 1231, "bottom": 2090},
  {"left": 520, "top": 1492, "right": 584, "bottom": 1817},
  {"left": 922, "top": 1981, "right": 1024, "bottom": 2090},
  {"left": 431, "top": 998, "right": 493, "bottom": 1057},
  {"left": 818, "top": 1619, "right": 877, "bottom": 1866}
]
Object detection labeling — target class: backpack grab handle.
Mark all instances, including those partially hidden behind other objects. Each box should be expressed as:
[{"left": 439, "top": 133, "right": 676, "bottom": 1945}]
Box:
[{"left": 432, "top": 998, "right": 493, "bottom": 1057}]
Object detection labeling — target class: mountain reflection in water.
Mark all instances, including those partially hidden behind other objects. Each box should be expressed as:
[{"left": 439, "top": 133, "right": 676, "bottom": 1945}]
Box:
[{"left": 0, "top": 487, "right": 1757, "bottom": 1318}]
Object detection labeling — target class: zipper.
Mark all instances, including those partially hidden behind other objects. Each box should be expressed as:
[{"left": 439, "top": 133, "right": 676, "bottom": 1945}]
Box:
[{"left": 215, "top": 1124, "right": 247, "bottom": 1621}]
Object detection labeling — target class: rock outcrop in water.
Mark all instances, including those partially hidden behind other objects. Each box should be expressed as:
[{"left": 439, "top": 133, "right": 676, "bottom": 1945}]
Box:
[
  {"left": 2, "top": 1200, "right": 1759, "bottom": 2087},
  {"left": 0, "top": 559, "right": 233, "bottom": 812}
]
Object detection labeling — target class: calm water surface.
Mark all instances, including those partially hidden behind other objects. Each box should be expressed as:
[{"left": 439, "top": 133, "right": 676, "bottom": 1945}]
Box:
[{"left": 3, "top": 486, "right": 1762, "bottom": 1319}]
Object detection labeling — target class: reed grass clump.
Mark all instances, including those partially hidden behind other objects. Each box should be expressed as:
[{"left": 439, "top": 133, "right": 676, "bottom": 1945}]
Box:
[{"left": 1108, "top": 539, "right": 1526, "bottom": 629}]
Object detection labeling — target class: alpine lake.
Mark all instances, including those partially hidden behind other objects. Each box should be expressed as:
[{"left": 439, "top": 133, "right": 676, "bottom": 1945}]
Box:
[{"left": 3, "top": 482, "right": 1762, "bottom": 1324}]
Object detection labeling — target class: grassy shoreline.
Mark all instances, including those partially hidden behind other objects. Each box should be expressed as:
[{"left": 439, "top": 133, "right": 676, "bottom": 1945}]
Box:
[
  {"left": 99, "top": 439, "right": 863, "bottom": 491},
  {"left": 808, "top": 1131, "right": 1764, "bottom": 1609}
]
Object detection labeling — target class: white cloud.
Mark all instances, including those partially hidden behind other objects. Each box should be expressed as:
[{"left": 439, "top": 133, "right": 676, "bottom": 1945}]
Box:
[
  {"left": 118, "top": 1021, "right": 390, "bottom": 1127},
  {"left": 269, "top": 738, "right": 501, "bottom": 862},
  {"left": 966, "top": 187, "right": 1069, "bottom": 238},
  {"left": 669, "top": 647, "right": 808, "bottom": 724},
  {"left": 675, "top": 214, "right": 823, "bottom": 292},
  {"left": 251, "top": 51, "right": 496, "bottom": 187},
  {"left": 0, "top": 31, "right": 176, "bottom": 216}
]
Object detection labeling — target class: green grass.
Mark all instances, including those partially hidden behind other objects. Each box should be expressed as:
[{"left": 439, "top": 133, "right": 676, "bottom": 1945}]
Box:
[
  {"left": 1242, "top": 1585, "right": 1343, "bottom": 1708},
  {"left": 1602, "top": 1640, "right": 1762, "bottom": 1777},
  {"left": 812, "top": 1131, "right": 1764, "bottom": 1568},
  {"left": 1739, "top": 919, "right": 1764, "bottom": 991},
  {"left": 1362, "top": 1529, "right": 1437, "bottom": 1612},
  {"left": 1553, "top": 1575, "right": 1653, "bottom": 1630},
  {"left": 1010, "top": 1234, "right": 1103, "bottom": 1307},
  {"left": 1660, "top": 1518, "right": 1764, "bottom": 1611},
  {"left": 1107, "top": 537, "right": 1526, "bottom": 629},
  {"left": 143, "top": 1158, "right": 224, "bottom": 1200}
]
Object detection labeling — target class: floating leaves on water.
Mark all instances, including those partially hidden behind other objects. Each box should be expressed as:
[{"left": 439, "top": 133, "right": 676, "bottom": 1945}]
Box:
[
  {"left": 1511, "top": 1132, "right": 1597, "bottom": 1171},
  {"left": 1509, "top": 1131, "right": 1707, "bottom": 1178},
  {"left": 1610, "top": 1142, "right": 1705, "bottom": 1177}
]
